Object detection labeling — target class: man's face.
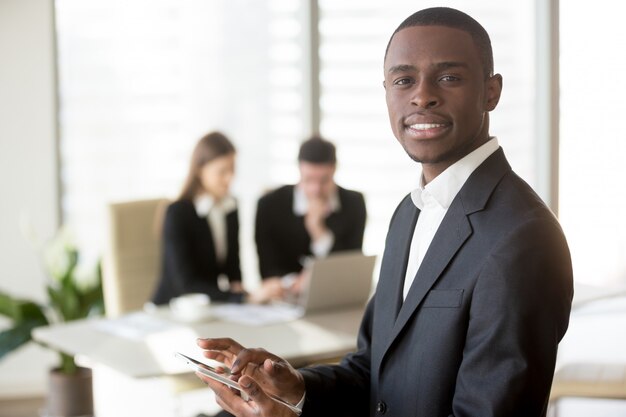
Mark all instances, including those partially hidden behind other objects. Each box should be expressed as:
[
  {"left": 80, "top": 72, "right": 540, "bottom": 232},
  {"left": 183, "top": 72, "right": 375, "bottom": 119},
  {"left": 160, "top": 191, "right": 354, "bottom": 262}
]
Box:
[
  {"left": 383, "top": 25, "right": 501, "bottom": 180},
  {"left": 298, "top": 161, "right": 336, "bottom": 201}
]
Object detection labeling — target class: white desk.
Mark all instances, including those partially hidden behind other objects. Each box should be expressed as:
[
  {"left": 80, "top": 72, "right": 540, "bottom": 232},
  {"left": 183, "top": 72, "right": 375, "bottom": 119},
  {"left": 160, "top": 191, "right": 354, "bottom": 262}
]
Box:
[
  {"left": 32, "top": 289, "right": 626, "bottom": 417},
  {"left": 32, "top": 305, "right": 365, "bottom": 417},
  {"left": 32, "top": 305, "right": 364, "bottom": 379}
]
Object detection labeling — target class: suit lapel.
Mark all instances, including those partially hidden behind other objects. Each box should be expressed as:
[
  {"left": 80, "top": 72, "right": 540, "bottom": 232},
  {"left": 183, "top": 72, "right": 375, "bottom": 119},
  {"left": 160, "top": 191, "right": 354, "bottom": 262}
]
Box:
[
  {"left": 390, "top": 203, "right": 472, "bottom": 338},
  {"left": 371, "top": 195, "right": 417, "bottom": 367},
  {"left": 380, "top": 148, "right": 511, "bottom": 356}
]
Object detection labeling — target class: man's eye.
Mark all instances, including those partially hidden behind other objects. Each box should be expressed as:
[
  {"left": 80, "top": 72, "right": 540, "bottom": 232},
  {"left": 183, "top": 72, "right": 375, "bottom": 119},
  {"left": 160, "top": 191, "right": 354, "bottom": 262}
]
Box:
[
  {"left": 393, "top": 78, "right": 413, "bottom": 86},
  {"left": 439, "top": 75, "right": 459, "bottom": 82}
]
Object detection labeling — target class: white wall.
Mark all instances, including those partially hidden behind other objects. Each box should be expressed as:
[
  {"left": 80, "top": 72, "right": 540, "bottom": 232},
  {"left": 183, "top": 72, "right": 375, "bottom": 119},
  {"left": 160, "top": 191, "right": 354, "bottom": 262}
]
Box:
[{"left": 0, "top": 0, "right": 60, "bottom": 398}]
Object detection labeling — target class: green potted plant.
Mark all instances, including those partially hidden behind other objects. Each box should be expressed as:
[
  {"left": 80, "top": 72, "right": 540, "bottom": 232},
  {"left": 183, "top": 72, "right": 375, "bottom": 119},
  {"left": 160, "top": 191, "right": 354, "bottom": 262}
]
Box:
[{"left": 0, "top": 226, "right": 105, "bottom": 417}]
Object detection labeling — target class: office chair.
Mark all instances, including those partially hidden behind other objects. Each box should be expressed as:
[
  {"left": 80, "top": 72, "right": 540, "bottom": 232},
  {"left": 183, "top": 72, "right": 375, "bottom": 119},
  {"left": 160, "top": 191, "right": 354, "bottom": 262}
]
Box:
[
  {"left": 102, "top": 197, "right": 169, "bottom": 317},
  {"left": 101, "top": 197, "right": 211, "bottom": 415}
]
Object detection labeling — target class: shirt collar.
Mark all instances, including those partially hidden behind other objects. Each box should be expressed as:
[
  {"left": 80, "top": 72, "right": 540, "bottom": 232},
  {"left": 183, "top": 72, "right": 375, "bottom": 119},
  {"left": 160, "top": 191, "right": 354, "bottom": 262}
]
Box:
[
  {"left": 410, "top": 137, "right": 499, "bottom": 210},
  {"left": 293, "top": 184, "right": 341, "bottom": 216},
  {"left": 194, "top": 194, "right": 237, "bottom": 217}
]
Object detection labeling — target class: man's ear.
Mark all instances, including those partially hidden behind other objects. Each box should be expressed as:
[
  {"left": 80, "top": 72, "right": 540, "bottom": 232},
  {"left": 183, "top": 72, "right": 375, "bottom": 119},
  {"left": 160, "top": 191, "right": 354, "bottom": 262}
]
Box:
[{"left": 485, "top": 74, "right": 502, "bottom": 111}]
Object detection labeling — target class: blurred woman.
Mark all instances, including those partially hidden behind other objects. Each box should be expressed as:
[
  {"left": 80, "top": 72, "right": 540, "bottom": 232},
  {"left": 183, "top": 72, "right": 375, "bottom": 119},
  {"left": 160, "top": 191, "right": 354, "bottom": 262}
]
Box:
[{"left": 151, "top": 131, "right": 247, "bottom": 305}]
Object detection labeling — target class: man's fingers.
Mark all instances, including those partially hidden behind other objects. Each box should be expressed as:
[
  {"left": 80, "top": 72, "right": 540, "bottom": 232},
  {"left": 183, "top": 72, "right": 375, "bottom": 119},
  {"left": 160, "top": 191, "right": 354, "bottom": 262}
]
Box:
[
  {"left": 201, "top": 350, "right": 230, "bottom": 366},
  {"left": 196, "top": 338, "right": 286, "bottom": 380},
  {"left": 197, "top": 337, "right": 243, "bottom": 353},
  {"left": 231, "top": 347, "right": 280, "bottom": 374},
  {"left": 238, "top": 376, "right": 277, "bottom": 412},
  {"left": 197, "top": 337, "right": 245, "bottom": 367},
  {"left": 239, "top": 376, "right": 299, "bottom": 417},
  {"left": 198, "top": 372, "right": 247, "bottom": 416},
  {"left": 260, "top": 358, "right": 299, "bottom": 382},
  {"left": 262, "top": 358, "right": 288, "bottom": 377}
]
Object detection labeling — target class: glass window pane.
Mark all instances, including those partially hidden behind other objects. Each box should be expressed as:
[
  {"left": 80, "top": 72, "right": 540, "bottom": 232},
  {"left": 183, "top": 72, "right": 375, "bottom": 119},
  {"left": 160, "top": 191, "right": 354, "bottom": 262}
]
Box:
[
  {"left": 55, "top": 0, "right": 307, "bottom": 281},
  {"left": 559, "top": 2, "right": 626, "bottom": 287},
  {"left": 318, "top": 1, "right": 537, "bottom": 256}
]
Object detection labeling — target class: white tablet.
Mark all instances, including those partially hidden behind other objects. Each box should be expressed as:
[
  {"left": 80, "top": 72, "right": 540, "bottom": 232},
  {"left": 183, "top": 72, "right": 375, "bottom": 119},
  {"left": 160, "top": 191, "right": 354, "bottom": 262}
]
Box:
[
  {"left": 175, "top": 351, "right": 302, "bottom": 414},
  {"left": 174, "top": 352, "right": 249, "bottom": 401}
]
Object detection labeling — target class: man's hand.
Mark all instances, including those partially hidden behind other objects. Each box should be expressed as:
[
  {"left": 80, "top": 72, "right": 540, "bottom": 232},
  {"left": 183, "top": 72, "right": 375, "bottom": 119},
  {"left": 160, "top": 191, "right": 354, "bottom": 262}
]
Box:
[
  {"left": 196, "top": 337, "right": 305, "bottom": 406},
  {"left": 247, "top": 277, "right": 285, "bottom": 304},
  {"left": 200, "top": 372, "right": 299, "bottom": 417},
  {"left": 286, "top": 270, "right": 310, "bottom": 297},
  {"left": 304, "top": 197, "right": 330, "bottom": 241}
]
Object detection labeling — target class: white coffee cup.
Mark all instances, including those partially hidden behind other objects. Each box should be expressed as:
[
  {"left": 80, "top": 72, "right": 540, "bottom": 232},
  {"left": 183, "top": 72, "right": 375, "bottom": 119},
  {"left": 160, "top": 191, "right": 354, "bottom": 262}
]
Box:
[{"left": 169, "top": 293, "right": 211, "bottom": 322}]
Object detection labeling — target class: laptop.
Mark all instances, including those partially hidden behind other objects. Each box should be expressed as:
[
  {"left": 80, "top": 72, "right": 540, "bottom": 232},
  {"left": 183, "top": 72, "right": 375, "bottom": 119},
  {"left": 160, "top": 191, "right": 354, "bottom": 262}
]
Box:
[
  {"left": 295, "top": 250, "right": 377, "bottom": 315},
  {"left": 211, "top": 251, "right": 377, "bottom": 325}
]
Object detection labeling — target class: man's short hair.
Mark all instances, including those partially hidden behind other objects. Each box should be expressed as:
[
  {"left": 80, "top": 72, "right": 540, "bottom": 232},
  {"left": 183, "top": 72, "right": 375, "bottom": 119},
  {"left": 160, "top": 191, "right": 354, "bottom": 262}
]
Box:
[
  {"left": 298, "top": 135, "right": 336, "bottom": 164},
  {"left": 384, "top": 7, "right": 494, "bottom": 77}
]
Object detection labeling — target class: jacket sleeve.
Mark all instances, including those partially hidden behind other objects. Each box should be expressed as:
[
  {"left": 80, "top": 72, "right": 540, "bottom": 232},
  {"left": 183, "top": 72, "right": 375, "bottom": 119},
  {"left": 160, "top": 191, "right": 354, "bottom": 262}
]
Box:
[
  {"left": 330, "top": 190, "right": 367, "bottom": 252},
  {"left": 451, "top": 211, "right": 573, "bottom": 416},
  {"left": 344, "top": 191, "right": 367, "bottom": 251},
  {"left": 299, "top": 297, "right": 373, "bottom": 417},
  {"left": 254, "top": 195, "right": 286, "bottom": 278},
  {"left": 161, "top": 203, "right": 236, "bottom": 302},
  {"left": 224, "top": 209, "right": 242, "bottom": 284}
]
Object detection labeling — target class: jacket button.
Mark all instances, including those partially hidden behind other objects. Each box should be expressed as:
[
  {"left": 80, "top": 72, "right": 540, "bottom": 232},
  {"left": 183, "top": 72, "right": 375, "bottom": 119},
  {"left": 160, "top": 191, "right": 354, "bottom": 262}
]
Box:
[{"left": 376, "top": 401, "right": 387, "bottom": 414}]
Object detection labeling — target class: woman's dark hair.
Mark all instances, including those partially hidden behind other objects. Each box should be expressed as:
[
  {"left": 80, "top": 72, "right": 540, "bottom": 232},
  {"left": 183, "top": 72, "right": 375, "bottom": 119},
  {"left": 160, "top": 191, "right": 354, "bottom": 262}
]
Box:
[{"left": 178, "top": 131, "right": 236, "bottom": 200}]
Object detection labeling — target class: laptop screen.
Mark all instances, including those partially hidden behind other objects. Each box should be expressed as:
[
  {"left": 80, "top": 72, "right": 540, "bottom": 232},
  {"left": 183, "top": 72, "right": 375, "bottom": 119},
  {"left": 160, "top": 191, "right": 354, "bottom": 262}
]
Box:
[{"left": 298, "top": 251, "right": 377, "bottom": 314}]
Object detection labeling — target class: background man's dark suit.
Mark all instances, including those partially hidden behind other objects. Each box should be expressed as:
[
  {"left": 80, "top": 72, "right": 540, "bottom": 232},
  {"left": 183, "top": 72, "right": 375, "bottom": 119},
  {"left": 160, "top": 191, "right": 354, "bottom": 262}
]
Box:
[
  {"left": 151, "top": 199, "right": 243, "bottom": 304},
  {"left": 300, "top": 149, "right": 574, "bottom": 417},
  {"left": 254, "top": 184, "right": 367, "bottom": 279}
]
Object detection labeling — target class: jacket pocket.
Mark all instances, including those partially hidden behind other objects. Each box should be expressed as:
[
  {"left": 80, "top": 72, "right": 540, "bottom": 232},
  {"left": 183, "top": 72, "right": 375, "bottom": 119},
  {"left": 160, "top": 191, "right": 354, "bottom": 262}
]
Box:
[{"left": 422, "top": 289, "right": 463, "bottom": 308}]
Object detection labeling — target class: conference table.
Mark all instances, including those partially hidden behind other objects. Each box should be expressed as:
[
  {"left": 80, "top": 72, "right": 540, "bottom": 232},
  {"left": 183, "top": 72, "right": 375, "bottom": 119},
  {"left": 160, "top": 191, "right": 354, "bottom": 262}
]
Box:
[
  {"left": 33, "top": 283, "right": 621, "bottom": 379},
  {"left": 32, "top": 303, "right": 365, "bottom": 416},
  {"left": 31, "top": 284, "right": 626, "bottom": 416},
  {"left": 33, "top": 303, "right": 365, "bottom": 377}
]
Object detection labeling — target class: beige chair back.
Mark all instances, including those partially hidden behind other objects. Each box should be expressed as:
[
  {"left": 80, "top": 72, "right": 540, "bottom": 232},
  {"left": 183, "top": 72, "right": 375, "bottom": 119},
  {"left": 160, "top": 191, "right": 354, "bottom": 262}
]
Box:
[
  {"left": 102, "top": 198, "right": 207, "bottom": 396},
  {"left": 102, "top": 198, "right": 169, "bottom": 317}
]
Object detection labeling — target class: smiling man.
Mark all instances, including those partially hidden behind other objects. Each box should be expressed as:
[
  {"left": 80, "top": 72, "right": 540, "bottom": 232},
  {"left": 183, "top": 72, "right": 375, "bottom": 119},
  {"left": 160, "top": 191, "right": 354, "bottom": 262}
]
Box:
[
  {"left": 383, "top": 20, "right": 501, "bottom": 185},
  {"left": 196, "top": 7, "right": 574, "bottom": 417}
]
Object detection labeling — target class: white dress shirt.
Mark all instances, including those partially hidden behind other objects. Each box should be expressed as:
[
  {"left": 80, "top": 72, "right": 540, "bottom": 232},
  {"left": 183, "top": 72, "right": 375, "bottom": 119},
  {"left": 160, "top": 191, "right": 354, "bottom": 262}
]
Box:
[
  {"left": 293, "top": 185, "right": 340, "bottom": 257},
  {"left": 402, "top": 138, "right": 499, "bottom": 300},
  {"left": 194, "top": 194, "right": 237, "bottom": 264}
]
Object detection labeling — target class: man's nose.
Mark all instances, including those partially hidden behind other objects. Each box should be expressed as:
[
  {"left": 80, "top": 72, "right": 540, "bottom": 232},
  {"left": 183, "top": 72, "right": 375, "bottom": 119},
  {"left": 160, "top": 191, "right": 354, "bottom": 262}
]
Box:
[{"left": 410, "top": 81, "right": 439, "bottom": 109}]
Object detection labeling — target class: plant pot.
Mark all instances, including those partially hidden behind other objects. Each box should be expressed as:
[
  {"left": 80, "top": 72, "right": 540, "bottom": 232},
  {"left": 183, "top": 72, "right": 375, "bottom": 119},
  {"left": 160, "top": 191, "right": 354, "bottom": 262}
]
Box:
[{"left": 46, "top": 366, "right": 94, "bottom": 417}]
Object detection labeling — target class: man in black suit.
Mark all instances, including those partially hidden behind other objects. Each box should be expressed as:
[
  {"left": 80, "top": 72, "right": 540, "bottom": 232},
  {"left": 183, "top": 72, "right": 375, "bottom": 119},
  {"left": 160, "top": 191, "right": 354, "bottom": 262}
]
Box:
[
  {"left": 196, "top": 7, "right": 574, "bottom": 417},
  {"left": 254, "top": 135, "right": 367, "bottom": 299}
]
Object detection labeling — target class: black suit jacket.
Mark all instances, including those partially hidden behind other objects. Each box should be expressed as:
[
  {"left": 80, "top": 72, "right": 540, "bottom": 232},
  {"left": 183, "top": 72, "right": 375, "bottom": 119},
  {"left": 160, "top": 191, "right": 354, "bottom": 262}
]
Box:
[
  {"left": 300, "top": 148, "right": 574, "bottom": 417},
  {"left": 151, "top": 199, "right": 243, "bottom": 305},
  {"left": 254, "top": 184, "right": 367, "bottom": 278}
]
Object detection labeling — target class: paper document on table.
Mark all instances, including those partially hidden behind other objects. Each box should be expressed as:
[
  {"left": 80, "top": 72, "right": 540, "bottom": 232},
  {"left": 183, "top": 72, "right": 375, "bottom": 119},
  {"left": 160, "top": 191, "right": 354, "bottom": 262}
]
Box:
[
  {"left": 211, "top": 303, "right": 304, "bottom": 326},
  {"left": 94, "top": 312, "right": 184, "bottom": 340}
]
